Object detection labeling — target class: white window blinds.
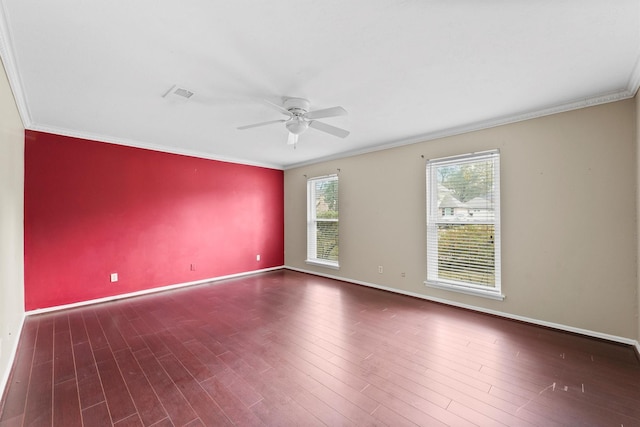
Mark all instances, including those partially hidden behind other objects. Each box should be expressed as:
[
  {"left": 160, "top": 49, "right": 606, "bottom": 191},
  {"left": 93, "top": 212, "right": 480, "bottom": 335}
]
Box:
[
  {"left": 307, "top": 175, "right": 339, "bottom": 268},
  {"left": 426, "top": 150, "right": 502, "bottom": 298}
]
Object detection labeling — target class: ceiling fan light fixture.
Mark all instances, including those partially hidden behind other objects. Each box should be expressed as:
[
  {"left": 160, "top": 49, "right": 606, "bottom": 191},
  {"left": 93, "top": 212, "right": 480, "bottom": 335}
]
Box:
[{"left": 285, "top": 118, "right": 309, "bottom": 135}]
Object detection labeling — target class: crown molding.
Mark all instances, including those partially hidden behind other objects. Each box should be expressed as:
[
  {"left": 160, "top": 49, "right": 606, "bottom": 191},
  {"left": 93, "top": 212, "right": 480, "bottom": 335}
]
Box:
[
  {"left": 284, "top": 88, "right": 636, "bottom": 170},
  {"left": 0, "top": 0, "right": 32, "bottom": 128},
  {"left": 28, "top": 124, "right": 285, "bottom": 170}
]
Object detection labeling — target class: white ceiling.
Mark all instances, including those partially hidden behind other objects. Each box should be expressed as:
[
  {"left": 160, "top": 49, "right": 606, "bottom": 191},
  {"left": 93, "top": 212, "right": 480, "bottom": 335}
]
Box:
[{"left": 1, "top": 1, "right": 639, "bottom": 169}]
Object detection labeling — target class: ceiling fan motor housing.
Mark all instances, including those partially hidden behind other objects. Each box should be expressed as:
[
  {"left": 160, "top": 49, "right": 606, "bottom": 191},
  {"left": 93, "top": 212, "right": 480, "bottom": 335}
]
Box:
[
  {"left": 284, "top": 97, "right": 311, "bottom": 135},
  {"left": 283, "top": 97, "right": 310, "bottom": 113}
]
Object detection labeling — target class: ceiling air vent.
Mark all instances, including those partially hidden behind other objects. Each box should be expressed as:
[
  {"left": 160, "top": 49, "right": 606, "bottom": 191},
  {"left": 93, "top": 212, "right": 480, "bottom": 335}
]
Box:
[{"left": 163, "top": 85, "right": 194, "bottom": 102}]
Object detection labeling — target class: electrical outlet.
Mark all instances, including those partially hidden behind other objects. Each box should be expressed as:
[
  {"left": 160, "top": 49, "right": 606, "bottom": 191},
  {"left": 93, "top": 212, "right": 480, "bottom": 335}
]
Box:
[
  {"left": 378, "top": 266, "right": 383, "bottom": 274},
  {"left": 256, "top": 254, "right": 260, "bottom": 261},
  {"left": 401, "top": 272, "right": 406, "bottom": 277},
  {"left": 110, "top": 273, "right": 118, "bottom": 283},
  {"left": 190, "top": 263, "right": 196, "bottom": 271}
]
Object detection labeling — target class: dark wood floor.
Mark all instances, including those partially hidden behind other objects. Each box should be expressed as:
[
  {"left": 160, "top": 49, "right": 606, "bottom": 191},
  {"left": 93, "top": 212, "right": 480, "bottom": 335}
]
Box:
[{"left": 1, "top": 270, "right": 639, "bottom": 426}]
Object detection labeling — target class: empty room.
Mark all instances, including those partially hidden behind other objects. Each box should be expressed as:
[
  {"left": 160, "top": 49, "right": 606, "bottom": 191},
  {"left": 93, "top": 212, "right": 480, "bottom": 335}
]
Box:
[{"left": 1, "top": 1, "right": 640, "bottom": 426}]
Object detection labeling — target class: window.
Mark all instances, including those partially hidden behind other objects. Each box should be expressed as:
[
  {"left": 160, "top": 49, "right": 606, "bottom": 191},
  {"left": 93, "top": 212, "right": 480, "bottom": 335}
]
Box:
[
  {"left": 307, "top": 175, "right": 339, "bottom": 269},
  {"left": 426, "top": 150, "right": 502, "bottom": 299}
]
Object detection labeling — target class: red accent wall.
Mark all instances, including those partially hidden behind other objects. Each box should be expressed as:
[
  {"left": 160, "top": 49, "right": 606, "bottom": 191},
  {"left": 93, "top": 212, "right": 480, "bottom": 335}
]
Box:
[{"left": 24, "top": 130, "right": 284, "bottom": 310}]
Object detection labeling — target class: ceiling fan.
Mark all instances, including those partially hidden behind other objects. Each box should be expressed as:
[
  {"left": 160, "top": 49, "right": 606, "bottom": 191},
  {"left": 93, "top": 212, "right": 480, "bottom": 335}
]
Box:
[{"left": 237, "top": 97, "right": 350, "bottom": 145}]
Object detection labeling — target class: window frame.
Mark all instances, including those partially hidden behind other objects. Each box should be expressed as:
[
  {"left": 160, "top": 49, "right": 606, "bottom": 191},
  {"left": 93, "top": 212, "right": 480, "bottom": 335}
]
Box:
[
  {"left": 306, "top": 174, "right": 340, "bottom": 269},
  {"left": 425, "top": 150, "right": 503, "bottom": 300}
]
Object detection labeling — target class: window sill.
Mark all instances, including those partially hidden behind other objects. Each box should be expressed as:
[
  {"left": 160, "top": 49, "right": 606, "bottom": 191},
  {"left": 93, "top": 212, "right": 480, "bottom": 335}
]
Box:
[
  {"left": 305, "top": 259, "right": 340, "bottom": 270},
  {"left": 425, "top": 281, "right": 504, "bottom": 301}
]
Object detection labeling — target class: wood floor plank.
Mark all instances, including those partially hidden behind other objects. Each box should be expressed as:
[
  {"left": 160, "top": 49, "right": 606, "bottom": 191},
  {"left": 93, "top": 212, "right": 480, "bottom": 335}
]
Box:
[
  {"left": 155, "top": 329, "right": 216, "bottom": 382},
  {"left": 182, "top": 340, "right": 227, "bottom": 377},
  {"left": 248, "top": 336, "right": 383, "bottom": 418},
  {"left": 31, "top": 318, "right": 54, "bottom": 367},
  {"left": 214, "top": 368, "right": 263, "bottom": 408},
  {"left": 256, "top": 364, "right": 358, "bottom": 427},
  {"left": 132, "top": 349, "right": 199, "bottom": 426},
  {"left": 216, "top": 352, "right": 326, "bottom": 427},
  {"left": 53, "top": 315, "right": 69, "bottom": 337},
  {"left": 82, "top": 311, "right": 109, "bottom": 352},
  {"left": 81, "top": 402, "right": 111, "bottom": 426},
  {"left": 72, "top": 341, "right": 105, "bottom": 409},
  {"left": 94, "top": 307, "right": 129, "bottom": 354},
  {"left": 22, "top": 360, "right": 52, "bottom": 427},
  {"left": 52, "top": 379, "right": 82, "bottom": 427},
  {"left": 362, "top": 383, "right": 454, "bottom": 427},
  {"left": 113, "top": 349, "right": 167, "bottom": 426},
  {"left": 371, "top": 404, "right": 420, "bottom": 427},
  {"left": 145, "top": 418, "right": 172, "bottom": 427},
  {"left": 156, "top": 354, "right": 233, "bottom": 426},
  {"left": 0, "top": 414, "right": 22, "bottom": 427},
  {"left": 53, "top": 329, "right": 75, "bottom": 385},
  {"left": 93, "top": 348, "right": 137, "bottom": 423},
  {"left": 113, "top": 413, "right": 143, "bottom": 427},
  {"left": 128, "top": 318, "right": 171, "bottom": 358},
  {"left": 219, "top": 332, "right": 387, "bottom": 425},
  {"left": 111, "top": 307, "right": 147, "bottom": 353},
  {"left": 199, "top": 375, "right": 266, "bottom": 427},
  {"left": 68, "top": 311, "right": 89, "bottom": 346}
]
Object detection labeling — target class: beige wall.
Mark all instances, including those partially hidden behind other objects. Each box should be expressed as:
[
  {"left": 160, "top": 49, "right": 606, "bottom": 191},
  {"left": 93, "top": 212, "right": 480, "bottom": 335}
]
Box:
[
  {"left": 0, "top": 56, "right": 25, "bottom": 393},
  {"left": 286, "top": 99, "right": 638, "bottom": 340}
]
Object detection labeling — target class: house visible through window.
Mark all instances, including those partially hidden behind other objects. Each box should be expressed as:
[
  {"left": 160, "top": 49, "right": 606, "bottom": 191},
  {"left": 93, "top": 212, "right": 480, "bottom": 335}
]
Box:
[
  {"left": 306, "top": 175, "right": 339, "bottom": 269},
  {"left": 425, "top": 150, "right": 502, "bottom": 299}
]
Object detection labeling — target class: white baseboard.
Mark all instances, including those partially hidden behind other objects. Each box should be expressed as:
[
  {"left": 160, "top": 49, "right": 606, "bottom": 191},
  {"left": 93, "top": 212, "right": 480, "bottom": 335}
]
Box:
[
  {"left": 0, "top": 313, "right": 26, "bottom": 405},
  {"left": 26, "top": 266, "right": 284, "bottom": 316},
  {"left": 285, "top": 266, "right": 640, "bottom": 350}
]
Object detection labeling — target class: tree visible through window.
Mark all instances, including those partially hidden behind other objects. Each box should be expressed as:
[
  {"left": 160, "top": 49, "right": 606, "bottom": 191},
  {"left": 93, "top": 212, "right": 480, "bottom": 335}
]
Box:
[
  {"left": 426, "top": 150, "right": 502, "bottom": 299},
  {"left": 307, "top": 175, "right": 339, "bottom": 268}
]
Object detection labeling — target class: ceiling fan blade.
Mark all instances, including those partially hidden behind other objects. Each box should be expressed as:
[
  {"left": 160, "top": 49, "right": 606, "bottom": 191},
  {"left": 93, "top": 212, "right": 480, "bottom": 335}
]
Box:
[
  {"left": 287, "top": 132, "right": 298, "bottom": 145},
  {"left": 308, "top": 120, "right": 350, "bottom": 138},
  {"left": 304, "top": 106, "right": 347, "bottom": 120},
  {"left": 262, "top": 99, "right": 292, "bottom": 116},
  {"left": 237, "top": 119, "right": 286, "bottom": 130}
]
